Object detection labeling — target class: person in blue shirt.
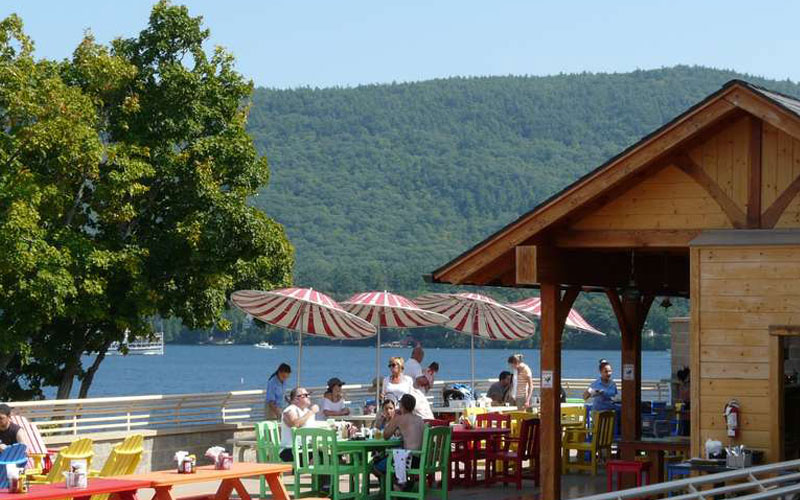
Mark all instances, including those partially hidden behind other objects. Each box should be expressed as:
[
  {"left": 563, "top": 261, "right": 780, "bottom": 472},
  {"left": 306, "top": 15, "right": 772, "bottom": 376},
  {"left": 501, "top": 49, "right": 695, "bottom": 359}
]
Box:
[
  {"left": 583, "top": 359, "right": 617, "bottom": 411},
  {"left": 265, "top": 363, "right": 291, "bottom": 419}
]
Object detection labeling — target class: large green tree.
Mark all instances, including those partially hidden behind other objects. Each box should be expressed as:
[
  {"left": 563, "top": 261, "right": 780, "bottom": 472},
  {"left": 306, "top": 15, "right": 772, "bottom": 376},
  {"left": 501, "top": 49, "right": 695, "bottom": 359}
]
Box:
[{"left": 0, "top": 2, "right": 293, "bottom": 400}]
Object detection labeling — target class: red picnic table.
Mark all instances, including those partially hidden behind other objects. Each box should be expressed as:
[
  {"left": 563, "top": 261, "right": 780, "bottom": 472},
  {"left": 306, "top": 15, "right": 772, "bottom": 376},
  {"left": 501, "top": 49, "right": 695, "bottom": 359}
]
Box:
[
  {"left": 0, "top": 478, "right": 152, "bottom": 500},
  {"left": 451, "top": 427, "right": 510, "bottom": 486},
  {"left": 116, "top": 462, "right": 292, "bottom": 500}
]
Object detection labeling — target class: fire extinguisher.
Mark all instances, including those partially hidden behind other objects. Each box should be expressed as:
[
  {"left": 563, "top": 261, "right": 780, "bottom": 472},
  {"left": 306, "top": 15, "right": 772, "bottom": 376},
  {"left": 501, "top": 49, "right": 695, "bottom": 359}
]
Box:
[{"left": 723, "top": 399, "right": 740, "bottom": 438}]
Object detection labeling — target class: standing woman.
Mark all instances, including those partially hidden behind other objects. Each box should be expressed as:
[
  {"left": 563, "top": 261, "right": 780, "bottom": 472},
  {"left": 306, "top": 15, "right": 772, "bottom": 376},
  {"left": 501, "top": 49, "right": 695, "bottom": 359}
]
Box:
[
  {"left": 583, "top": 359, "right": 618, "bottom": 411},
  {"left": 382, "top": 357, "right": 414, "bottom": 402},
  {"left": 265, "top": 363, "right": 291, "bottom": 419},
  {"left": 508, "top": 354, "right": 533, "bottom": 409},
  {"left": 321, "top": 377, "right": 350, "bottom": 418}
]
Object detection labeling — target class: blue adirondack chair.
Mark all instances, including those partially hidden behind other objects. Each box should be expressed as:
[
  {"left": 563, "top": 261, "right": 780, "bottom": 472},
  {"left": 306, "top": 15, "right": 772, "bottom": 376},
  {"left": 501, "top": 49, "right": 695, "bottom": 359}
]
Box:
[{"left": 0, "top": 444, "right": 29, "bottom": 488}]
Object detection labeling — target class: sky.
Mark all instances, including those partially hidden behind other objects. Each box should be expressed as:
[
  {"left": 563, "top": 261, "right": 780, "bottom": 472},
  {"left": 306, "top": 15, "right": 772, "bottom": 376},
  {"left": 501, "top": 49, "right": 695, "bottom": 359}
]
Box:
[{"left": 2, "top": 1, "right": 798, "bottom": 89}]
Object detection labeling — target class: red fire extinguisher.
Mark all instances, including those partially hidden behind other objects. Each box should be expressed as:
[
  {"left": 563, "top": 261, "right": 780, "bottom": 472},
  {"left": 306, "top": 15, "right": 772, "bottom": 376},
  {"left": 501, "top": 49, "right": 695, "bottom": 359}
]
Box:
[{"left": 723, "top": 399, "right": 740, "bottom": 438}]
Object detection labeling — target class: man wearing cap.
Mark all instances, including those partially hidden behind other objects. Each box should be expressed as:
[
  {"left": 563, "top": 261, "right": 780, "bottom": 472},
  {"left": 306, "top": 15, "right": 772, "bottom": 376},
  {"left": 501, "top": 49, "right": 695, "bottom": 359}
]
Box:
[{"left": 321, "top": 377, "right": 350, "bottom": 418}]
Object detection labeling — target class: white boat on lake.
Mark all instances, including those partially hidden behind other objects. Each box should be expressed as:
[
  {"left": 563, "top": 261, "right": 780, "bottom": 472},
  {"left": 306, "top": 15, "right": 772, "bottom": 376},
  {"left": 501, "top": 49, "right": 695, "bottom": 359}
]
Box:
[
  {"left": 254, "top": 341, "right": 276, "bottom": 350},
  {"left": 107, "top": 332, "right": 164, "bottom": 356}
]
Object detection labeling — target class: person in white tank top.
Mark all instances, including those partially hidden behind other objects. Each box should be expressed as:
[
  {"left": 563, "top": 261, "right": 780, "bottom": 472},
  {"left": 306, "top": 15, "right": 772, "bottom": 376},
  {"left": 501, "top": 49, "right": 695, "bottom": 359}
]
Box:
[{"left": 279, "top": 387, "right": 319, "bottom": 462}]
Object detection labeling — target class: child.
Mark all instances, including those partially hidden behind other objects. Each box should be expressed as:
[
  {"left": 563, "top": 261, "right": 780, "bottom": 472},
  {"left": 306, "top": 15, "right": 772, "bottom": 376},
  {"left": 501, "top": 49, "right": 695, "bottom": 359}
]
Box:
[{"left": 373, "top": 398, "right": 396, "bottom": 431}]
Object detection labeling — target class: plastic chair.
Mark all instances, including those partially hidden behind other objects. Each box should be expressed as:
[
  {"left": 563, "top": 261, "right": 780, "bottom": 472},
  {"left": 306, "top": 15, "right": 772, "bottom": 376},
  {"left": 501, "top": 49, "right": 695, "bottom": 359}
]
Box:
[
  {"left": 562, "top": 410, "right": 614, "bottom": 476},
  {"left": 474, "top": 412, "right": 511, "bottom": 483},
  {"left": 292, "top": 428, "right": 362, "bottom": 500},
  {"left": 29, "top": 438, "right": 94, "bottom": 484},
  {"left": 423, "top": 419, "right": 450, "bottom": 427},
  {"left": 90, "top": 435, "right": 143, "bottom": 500},
  {"left": 255, "top": 421, "right": 283, "bottom": 499},
  {"left": 11, "top": 415, "right": 53, "bottom": 473},
  {"left": 486, "top": 417, "right": 539, "bottom": 489},
  {"left": 0, "top": 444, "right": 29, "bottom": 488},
  {"left": 462, "top": 407, "right": 487, "bottom": 421},
  {"left": 386, "top": 426, "right": 451, "bottom": 500}
]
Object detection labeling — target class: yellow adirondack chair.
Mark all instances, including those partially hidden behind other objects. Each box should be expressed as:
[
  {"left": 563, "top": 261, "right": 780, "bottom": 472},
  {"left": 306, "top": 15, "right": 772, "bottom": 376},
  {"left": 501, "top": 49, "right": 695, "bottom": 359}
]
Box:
[
  {"left": 462, "top": 407, "right": 487, "bottom": 421},
  {"left": 29, "top": 438, "right": 94, "bottom": 484},
  {"left": 562, "top": 410, "right": 614, "bottom": 476},
  {"left": 90, "top": 435, "right": 144, "bottom": 477},
  {"left": 89, "top": 435, "right": 144, "bottom": 500}
]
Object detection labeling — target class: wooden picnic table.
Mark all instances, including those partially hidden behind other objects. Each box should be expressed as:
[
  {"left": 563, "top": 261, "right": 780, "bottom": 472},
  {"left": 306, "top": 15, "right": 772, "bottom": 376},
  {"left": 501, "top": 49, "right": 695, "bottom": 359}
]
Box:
[
  {"left": 117, "top": 463, "right": 292, "bottom": 500},
  {"left": 0, "top": 478, "right": 152, "bottom": 500}
]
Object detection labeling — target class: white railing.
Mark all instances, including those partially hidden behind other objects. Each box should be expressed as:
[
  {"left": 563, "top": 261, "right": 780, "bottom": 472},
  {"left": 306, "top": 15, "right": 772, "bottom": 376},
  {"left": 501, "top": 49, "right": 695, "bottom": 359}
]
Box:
[
  {"left": 10, "top": 378, "right": 670, "bottom": 437},
  {"left": 574, "top": 459, "right": 800, "bottom": 499}
]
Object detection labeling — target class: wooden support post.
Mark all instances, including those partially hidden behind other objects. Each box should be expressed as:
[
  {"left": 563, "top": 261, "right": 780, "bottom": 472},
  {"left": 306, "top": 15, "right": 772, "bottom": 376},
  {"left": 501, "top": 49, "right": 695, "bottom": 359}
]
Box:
[
  {"left": 606, "top": 290, "right": 654, "bottom": 458},
  {"left": 540, "top": 283, "right": 579, "bottom": 500}
]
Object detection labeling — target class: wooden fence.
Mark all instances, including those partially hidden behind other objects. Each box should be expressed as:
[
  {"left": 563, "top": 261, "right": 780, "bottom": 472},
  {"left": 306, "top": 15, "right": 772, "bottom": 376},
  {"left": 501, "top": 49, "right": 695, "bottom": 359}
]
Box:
[{"left": 10, "top": 378, "right": 670, "bottom": 437}]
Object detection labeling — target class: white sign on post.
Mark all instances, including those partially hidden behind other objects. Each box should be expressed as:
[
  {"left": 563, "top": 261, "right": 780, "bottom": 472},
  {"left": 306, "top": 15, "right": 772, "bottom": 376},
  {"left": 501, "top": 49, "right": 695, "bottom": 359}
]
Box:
[
  {"left": 541, "top": 370, "right": 553, "bottom": 389},
  {"left": 623, "top": 363, "right": 635, "bottom": 381}
]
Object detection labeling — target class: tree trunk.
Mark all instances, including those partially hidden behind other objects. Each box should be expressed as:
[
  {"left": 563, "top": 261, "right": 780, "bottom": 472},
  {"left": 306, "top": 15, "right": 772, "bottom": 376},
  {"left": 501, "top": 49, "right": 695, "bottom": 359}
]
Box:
[
  {"left": 56, "top": 335, "right": 86, "bottom": 400},
  {"left": 78, "top": 340, "right": 112, "bottom": 399}
]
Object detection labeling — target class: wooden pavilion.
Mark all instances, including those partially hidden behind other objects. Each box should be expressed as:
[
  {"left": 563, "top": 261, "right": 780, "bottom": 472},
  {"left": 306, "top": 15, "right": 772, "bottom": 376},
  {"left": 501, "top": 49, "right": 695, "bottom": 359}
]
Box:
[{"left": 428, "top": 80, "right": 800, "bottom": 499}]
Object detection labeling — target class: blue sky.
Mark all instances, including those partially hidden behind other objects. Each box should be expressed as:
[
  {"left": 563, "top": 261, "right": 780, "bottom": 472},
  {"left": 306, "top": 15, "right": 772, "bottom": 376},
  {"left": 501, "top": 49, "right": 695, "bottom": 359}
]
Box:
[{"left": 2, "top": 1, "right": 797, "bottom": 89}]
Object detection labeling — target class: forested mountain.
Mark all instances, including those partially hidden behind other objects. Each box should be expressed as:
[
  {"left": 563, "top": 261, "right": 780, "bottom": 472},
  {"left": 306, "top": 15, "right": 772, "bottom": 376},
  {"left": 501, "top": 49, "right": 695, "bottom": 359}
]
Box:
[{"left": 235, "top": 66, "right": 800, "bottom": 346}]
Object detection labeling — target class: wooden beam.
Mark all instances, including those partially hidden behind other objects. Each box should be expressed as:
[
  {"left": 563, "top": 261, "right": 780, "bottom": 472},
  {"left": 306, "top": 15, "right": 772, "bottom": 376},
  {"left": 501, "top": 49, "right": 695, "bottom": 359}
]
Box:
[
  {"left": 553, "top": 229, "right": 700, "bottom": 248},
  {"left": 673, "top": 153, "right": 747, "bottom": 228},
  {"left": 690, "top": 247, "right": 702, "bottom": 458},
  {"left": 761, "top": 173, "right": 800, "bottom": 228},
  {"left": 515, "top": 246, "right": 537, "bottom": 285},
  {"left": 433, "top": 97, "right": 738, "bottom": 285},
  {"left": 748, "top": 117, "right": 763, "bottom": 228},
  {"left": 539, "top": 283, "right": 580, "bottom": 500},
  {"left": 724, "top": 87, "right": 800, "bottom": 143}
]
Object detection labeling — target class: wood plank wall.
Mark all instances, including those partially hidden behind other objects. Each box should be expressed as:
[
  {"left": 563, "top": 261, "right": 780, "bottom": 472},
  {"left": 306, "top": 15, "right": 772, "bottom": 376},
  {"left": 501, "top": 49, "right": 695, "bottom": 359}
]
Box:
[
  {"left": 693, "top": 245, "right": 800, "bottom": 461},
  {"left": 765, "top": 123, "right": 800, "bottom": 227}
]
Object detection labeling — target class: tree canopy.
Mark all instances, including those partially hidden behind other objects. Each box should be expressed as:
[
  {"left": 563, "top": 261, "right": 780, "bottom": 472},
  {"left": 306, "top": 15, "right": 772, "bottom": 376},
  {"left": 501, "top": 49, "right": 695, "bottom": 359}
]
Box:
[{"left": 0, "top": 2, "right": 293, "bottom": 400}]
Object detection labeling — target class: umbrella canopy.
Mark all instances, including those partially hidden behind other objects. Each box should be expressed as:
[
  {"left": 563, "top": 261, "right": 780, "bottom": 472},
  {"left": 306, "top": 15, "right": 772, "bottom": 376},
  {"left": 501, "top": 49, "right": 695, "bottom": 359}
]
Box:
[
  {"left": 231, "top": 288, "right": 376, "bottom": 385},
  {"left": 414, "top": 292, "right": 536, "bottom": 387},
  {"left": 342, "top": 291, "right": 449, "bottom": 405},
  {"left": 507, "top": 297, "right": 604, "bottom": 335}
]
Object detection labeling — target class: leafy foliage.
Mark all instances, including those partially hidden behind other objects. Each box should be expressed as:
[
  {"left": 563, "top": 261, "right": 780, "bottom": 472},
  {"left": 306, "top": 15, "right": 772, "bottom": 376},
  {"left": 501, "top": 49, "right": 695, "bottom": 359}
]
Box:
[
  {"left": 242, "top": 67, "right": 800, "bottom": 347},
  {"left": 0, "top": 2, "right": 293, "bottom": 399}
]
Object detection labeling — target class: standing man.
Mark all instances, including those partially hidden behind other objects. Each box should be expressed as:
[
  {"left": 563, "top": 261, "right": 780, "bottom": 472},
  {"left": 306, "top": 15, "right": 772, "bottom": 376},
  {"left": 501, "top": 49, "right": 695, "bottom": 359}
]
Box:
[
  {"left": 583, "top": 359, "right": 618, "bottom": 411},
  {"left": 0, "top": 404, "right": 29, "bottom": 451},
  {"left": 405, "top": 344, "right": 425, "bottom": 386},
  {"left": 265, "top": 363, "right": 292, "bottom": 419},
  {"left": 508, "top": 354, "right": 533, "bottom": 409}
]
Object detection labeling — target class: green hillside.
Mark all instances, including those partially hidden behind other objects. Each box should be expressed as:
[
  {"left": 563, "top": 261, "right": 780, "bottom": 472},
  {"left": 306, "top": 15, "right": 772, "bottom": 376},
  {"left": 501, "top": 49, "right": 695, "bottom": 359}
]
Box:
[{"left": 241, "top": 66, "right": 800, "bottom": 344}]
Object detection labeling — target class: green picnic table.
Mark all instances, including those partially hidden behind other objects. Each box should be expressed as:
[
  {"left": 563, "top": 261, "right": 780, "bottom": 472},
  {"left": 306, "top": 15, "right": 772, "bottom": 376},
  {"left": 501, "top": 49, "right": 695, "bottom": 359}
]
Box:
[{"left": 338, "top": 437, "right": 403, "bottom": 500}]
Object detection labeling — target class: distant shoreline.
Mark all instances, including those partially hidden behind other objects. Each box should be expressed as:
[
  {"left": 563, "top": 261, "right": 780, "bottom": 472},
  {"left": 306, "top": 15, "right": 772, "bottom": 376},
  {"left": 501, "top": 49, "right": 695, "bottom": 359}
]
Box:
[{"left": 169, "top": 342, "right": 671, "bottom": 352}]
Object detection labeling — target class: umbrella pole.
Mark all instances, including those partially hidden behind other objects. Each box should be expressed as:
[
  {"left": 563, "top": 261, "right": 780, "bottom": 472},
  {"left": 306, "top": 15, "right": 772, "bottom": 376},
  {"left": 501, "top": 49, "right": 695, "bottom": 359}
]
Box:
[
  {"left": 470, "top": 334, "right": 475, "bottom": 392},
  {"left": 375, "top": 326, "right": 381, "bottom": 409},
  {"left": 297, "top": 303, "right": 307, "bottom": 388}
]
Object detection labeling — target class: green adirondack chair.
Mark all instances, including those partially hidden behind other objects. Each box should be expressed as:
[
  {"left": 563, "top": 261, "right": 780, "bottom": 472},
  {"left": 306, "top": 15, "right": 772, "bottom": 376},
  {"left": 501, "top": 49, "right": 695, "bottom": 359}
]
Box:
[
  {"left": 255, "top": 421, "right": 282, "bottom": 499},
  {"left": 292, "top": 427, "right": 363, "bottom": 500},
  {"left": 386, "top": 426, "right": 452, "bottom": 500}
]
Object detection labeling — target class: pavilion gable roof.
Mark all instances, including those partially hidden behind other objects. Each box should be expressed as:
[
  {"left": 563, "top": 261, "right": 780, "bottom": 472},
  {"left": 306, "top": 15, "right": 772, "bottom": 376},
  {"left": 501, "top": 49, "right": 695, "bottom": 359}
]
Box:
[{"left": 430, "top": 80, "right": 800, "bottom": 285}]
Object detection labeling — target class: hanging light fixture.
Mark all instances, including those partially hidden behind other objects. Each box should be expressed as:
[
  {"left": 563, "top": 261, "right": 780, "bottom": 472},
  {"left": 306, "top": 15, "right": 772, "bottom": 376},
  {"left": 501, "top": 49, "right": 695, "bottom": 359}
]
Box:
[
  {"left": 622, "top": 250, "right": 640, "bottom": 301},
  {"left": 659, "top": 297, "right": 673, "bottom": 309}
]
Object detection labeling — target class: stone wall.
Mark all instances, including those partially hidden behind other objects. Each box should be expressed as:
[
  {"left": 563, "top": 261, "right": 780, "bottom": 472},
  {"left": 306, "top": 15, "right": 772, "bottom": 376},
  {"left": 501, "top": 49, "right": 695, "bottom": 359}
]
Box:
[{"left": 44, "top": 423, "right": 256, "bottom": 472}]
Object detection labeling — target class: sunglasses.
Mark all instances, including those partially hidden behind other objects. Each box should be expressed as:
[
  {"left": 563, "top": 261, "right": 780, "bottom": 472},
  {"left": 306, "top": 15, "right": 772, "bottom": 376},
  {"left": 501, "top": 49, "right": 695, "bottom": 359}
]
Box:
[
  {"left": 297, "top": 393, "right": 310, "bottom": 398},
  {"left": 388, "top": 363, "right": 397, "bottom": 368}
]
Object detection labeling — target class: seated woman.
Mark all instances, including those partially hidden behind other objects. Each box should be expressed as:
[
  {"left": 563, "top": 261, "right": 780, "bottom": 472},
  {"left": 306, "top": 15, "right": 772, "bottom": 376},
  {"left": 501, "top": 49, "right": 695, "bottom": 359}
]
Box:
[
  {"left": 320, "top": 377, "right": 350, "bottom": 419},
  {"left": 279, "top": 387, "right": 320, "bottom": 462},
  {"left": 373, "top": 398, "right": 396, "bottom": 431}
]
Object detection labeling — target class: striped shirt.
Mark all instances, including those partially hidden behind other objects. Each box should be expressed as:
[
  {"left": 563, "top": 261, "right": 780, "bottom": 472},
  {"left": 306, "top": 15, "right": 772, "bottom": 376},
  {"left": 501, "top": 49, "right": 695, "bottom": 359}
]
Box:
[{"left": 515, "top": 362, "right": 533, "bottom": 398}]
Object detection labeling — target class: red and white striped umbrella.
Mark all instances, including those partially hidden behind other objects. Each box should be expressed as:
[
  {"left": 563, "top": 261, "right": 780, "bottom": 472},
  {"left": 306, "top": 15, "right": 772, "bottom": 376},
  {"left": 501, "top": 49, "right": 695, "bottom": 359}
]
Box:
[
  {"left": 414, "top": 292, "right": 536, "bottom": 340},
  {"left": 507, "top": 297, "right": 604, "bottom": 335},
  {"left": 231, "top": 288, "right": 376, "bottom": 385},
  {"left": 342, "top": 291, "right": 449, "bottom": 404},
  {"left": 414, "top": 292, "right": 536, "bottom": 387}
]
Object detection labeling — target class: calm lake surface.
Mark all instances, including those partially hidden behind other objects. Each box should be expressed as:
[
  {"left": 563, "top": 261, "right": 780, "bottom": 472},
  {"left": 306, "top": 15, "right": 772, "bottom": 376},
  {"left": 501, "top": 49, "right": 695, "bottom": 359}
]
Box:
[{"left": 63, "top": 345, "right": 671, "bottom": 398}]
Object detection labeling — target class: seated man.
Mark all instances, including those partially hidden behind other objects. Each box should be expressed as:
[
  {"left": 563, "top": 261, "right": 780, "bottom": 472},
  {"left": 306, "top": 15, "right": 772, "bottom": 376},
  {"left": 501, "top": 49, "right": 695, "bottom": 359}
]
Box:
[
  {"left": 0, "top": 404, "right": 29, "bottom": 451},
  {"left": 373, "top": 394, "right": 424, "bottom": 485},
  {"left": 279, "top": 387, "right": 320, "bottom": 462},
  {"left": 486, "top": 371, "right": 514, "bottom": 405}
]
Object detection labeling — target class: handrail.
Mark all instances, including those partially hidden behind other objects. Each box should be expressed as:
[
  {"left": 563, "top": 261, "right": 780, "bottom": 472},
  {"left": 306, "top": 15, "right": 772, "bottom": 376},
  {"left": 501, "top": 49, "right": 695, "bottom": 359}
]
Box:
[
  {"left": 573, "top": 459, "right": 800, "bottom": 499},
  {"left": 9, "top": 378, "right": 671, "bottom": 437}
]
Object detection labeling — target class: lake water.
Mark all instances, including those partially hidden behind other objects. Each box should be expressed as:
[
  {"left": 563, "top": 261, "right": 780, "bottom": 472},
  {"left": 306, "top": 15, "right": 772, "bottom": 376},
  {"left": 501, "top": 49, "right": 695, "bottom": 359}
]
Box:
[{"left": 64, "top": 345, "right": 671, "bottom": 398}]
